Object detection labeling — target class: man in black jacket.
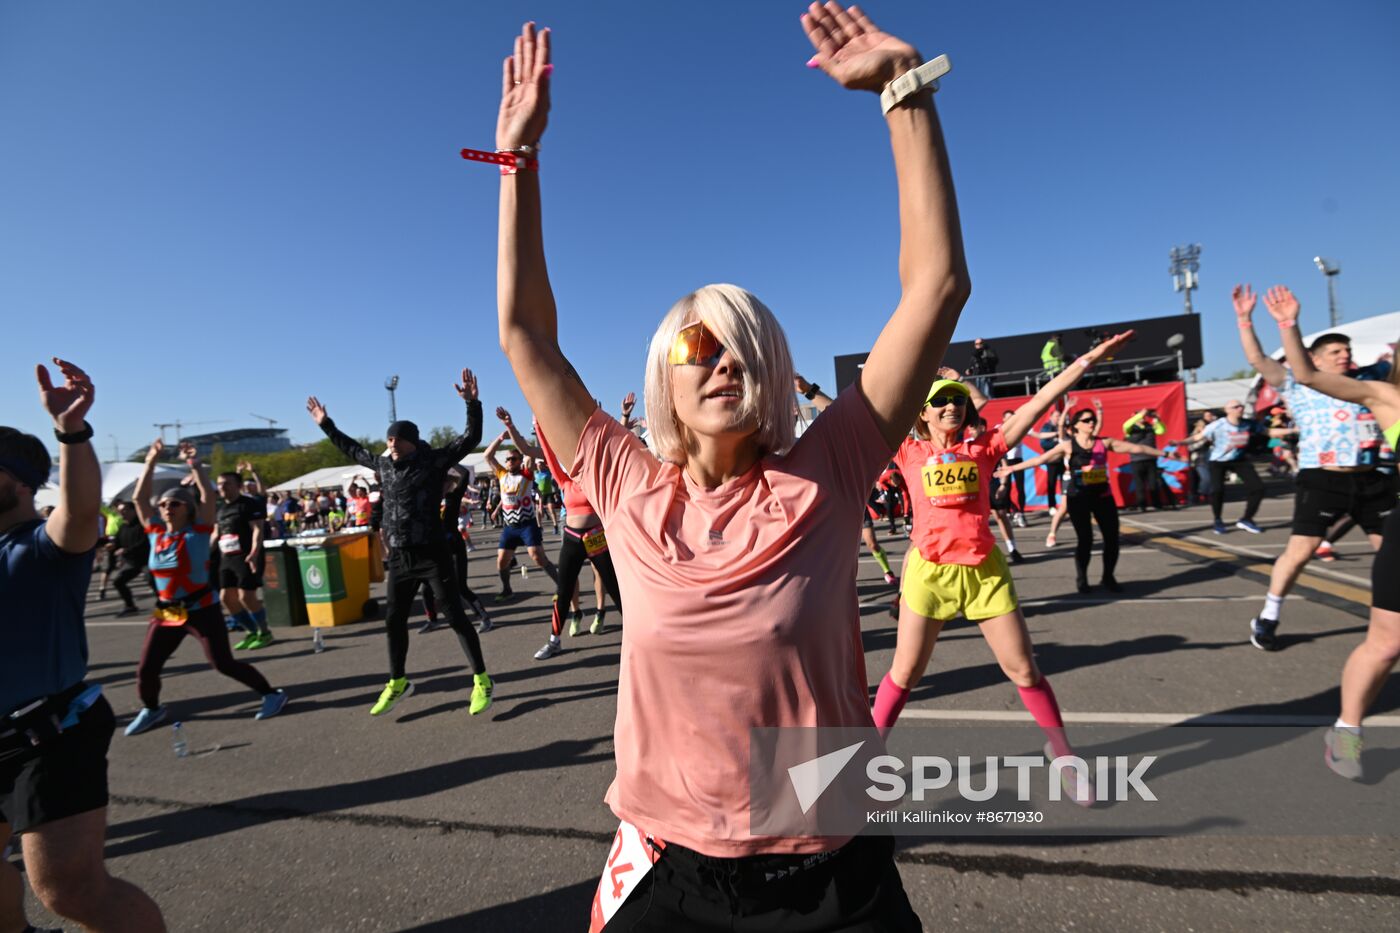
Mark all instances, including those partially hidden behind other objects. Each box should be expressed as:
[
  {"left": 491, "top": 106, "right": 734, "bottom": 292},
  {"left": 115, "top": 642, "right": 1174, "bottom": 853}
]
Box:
[
  {"left": 306, "top": 368, "right": 492, "bottom": 717},
  {"left": 109, "top": 499, "right": 155, "bottom": 617},
  {"left": 966, "top": 337, "right": 999, "bottom": 398}
]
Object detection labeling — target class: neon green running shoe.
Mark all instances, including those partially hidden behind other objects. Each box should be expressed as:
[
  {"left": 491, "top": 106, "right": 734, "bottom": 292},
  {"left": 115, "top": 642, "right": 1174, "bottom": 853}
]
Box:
[
  {"left": 233, "top": 633, "right": 258, "bottom": 650},
  {"left": 249, "top": 631, "right": 274, "bottom": 649},
  {"left": 370, "top": 678, "right": 414, "bottom": 716},
  {"left": 470, "top": 674, "right": 493, "bottom": 716},
  {"left": 590, "top": 614, "right": 605, "bottom": 635},
  {"left": 568, "top": 612, "right": 583, "bottom": 637}
]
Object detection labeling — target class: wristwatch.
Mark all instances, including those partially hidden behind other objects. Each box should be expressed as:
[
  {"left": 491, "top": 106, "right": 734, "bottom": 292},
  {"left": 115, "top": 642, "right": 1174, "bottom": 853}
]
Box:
[
  {"left": 881, "top": 55, "right": 951, "bottom": 114},
  {"left": 54, "top": 421, "right": 94, "bottom": 444},
  {"left": 803, "top": 383, "right": 821, "bottom": 401}
]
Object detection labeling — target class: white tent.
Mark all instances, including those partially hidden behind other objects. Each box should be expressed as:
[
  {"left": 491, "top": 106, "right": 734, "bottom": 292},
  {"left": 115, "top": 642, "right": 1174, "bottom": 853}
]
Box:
[
  {"left": 34, "top": 461, "right": 187, "bottom": 511},
  {"left": 269, "top": 452, "right": 491, "bottom": 492},
  {"left": 1187, "top": 378, "right": 1255, "bottom": 412}
]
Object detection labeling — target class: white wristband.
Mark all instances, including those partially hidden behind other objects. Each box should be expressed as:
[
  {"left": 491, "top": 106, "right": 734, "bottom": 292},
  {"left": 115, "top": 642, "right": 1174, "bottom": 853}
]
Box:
[{"left": 881, "top": 55, "right": 952, "bottom": 114}]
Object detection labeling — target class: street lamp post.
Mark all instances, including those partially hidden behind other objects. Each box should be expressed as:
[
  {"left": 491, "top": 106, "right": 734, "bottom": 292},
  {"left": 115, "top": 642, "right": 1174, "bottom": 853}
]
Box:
[
  {"left": 1169, "top": 244, "right": 1202, "bottom": 315},
  {"left": 385, "top": 375, "right": 400, "bottom": 424},
  {"left": 1313, "top": 257, "right": 1341, "bottom": 328}
]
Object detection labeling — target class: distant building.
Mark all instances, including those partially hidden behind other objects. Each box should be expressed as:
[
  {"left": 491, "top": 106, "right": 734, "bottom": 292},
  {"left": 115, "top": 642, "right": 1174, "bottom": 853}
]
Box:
[{"left": 180, "top": 427, "right": 292, "bottom": 456}]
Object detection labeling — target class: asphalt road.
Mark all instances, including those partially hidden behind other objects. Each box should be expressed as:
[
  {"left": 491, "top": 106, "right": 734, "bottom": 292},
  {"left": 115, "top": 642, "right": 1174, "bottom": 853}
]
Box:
[{"left": 14, "top": 482, "right": 1400, "bottom": 932}]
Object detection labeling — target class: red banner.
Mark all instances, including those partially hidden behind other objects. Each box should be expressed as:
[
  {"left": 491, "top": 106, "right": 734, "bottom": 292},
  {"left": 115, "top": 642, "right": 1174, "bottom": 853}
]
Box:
[{"left": 978, "top": 382, "right": 1190, "bottom": 509}]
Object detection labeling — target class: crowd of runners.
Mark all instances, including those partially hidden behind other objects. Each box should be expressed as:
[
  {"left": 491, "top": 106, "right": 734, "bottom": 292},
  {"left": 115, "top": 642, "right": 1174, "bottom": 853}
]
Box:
[{"left": 2, "top": 4, "right": 1398, "bottom": 931}]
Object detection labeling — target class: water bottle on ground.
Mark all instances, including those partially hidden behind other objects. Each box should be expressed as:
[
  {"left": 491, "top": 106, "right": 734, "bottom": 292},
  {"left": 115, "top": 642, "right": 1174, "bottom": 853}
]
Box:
[
  {"left": 313, "top": 628, "right": 325, "bottom": 653},
  {"left": 172, "top": 722, "right": 189, "bottom": 759}
]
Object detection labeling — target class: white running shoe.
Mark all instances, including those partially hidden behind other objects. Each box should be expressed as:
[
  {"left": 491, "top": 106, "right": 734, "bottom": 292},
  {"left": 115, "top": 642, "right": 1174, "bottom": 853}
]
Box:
[{"left": 534, "top": 639, "right": 562, "bottom": 660}]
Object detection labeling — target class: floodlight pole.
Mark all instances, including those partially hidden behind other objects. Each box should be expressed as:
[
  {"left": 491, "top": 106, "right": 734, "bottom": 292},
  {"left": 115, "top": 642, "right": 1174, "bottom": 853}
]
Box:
[
  {"left": 1169, "top": 244, "right": 1202, "bottom": 315},
  {"left": 385, "top": 375, "right": 400, "bottom": 424},
  {"left": 1314, "top": 257, "right": 1341, "bottom": 327}
]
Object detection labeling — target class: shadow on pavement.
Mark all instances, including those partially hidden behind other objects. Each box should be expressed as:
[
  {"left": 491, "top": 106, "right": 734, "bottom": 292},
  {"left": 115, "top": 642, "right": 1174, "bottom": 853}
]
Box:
[{"left": 395, "top": 878, "right": 597, "bottom": 930}]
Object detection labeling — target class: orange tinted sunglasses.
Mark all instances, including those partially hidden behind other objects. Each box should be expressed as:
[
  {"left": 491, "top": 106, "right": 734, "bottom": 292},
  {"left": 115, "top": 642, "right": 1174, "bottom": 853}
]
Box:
[{"left": 668, "top": 321, "right": 726, "bottom": 367}]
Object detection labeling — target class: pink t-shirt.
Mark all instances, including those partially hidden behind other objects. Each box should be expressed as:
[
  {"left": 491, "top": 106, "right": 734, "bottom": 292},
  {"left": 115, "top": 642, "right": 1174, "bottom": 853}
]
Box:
[
  {"left": 895, "top": 428, "right": 1009, "bottom": 567},
  {"left": 569, "top": 387, "right": 890, "bottom": 857}
]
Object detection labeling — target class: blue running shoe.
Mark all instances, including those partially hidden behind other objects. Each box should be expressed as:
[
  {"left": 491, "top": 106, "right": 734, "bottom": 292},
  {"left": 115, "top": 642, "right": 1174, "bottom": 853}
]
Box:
[
  {"left": 125, "top": 706, "right": 168, "bottom": 736},
  {"left": 255, "top": 690, "right": 289, "bottom": 721},
  {"left": 1236, "top": 520, "right": 1263, "bottom": 534},
  {"left": 1212, "top": 522, "right": 1228, "bottom": 535}
]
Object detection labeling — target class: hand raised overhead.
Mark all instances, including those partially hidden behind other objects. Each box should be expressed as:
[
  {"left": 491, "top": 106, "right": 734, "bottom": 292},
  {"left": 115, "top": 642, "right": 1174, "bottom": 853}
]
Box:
[
  {"left": 455, "top": 368, "right": 479, "bottom": 401},
  {"left": 306, "top": 397, "right": 328, "bottom": 425},
  {"left": 497, "top": 22, "right": 552, "bottom": 151},
  {"left": 1262, "top": 286, "right": 1301, "bottom": 325},
  {"left": 801, "top": 3, "right": 921, "bottom": 93},
  {"left": 36, "top": 357, "right": 95, "bottom": 432}
]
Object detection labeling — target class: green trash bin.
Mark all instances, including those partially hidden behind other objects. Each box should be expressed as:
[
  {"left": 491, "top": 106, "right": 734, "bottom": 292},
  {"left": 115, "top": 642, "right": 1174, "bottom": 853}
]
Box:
[{"left": 262, "top": 540, "right": 309, "bottom": 628}]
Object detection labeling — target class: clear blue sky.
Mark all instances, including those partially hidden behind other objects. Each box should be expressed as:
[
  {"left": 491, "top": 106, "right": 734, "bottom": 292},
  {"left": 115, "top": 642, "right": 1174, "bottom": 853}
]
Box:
[{"left": 4, "top": 0, "right": 1398, "bottom": 459}]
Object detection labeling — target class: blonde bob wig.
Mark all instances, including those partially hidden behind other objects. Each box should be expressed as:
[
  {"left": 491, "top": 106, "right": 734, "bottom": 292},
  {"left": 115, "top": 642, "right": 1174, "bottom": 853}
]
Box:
[{"left": 643, "top": 284, "right": 796, "bottom": 464}]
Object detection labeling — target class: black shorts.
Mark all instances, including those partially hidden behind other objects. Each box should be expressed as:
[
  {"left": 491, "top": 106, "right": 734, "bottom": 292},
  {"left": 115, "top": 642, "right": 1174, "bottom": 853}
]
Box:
[
  {"left": 1290, "top": 469, "right": 1394, "bottom": 538},
  {"left": 0, "top": 694, "right": 115, "bottom": 833},
  {"left": 219, "top": 555, "right": 264, "bottom": 590},
  {"left": 1374, "top": 505, "right": 1400, "bottom": 613},
  {"left": 601, "top": 833, "right": 920, "bottom": 931}
]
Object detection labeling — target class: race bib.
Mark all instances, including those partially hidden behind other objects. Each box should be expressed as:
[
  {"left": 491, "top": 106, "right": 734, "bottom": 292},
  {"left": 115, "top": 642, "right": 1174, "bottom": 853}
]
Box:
[
  {"left": 921, "top": 455, "right": 980, "bottom": 506},
  {"left": 589, "top": 821, "right": 665, "bottom": 933},
  {"left": 1078, "top": 467, "right": 1108, "bottom": 486},
  {"left": 218, "top": 533, "right": 243, "bottom": 555},
  {"left": 154, "top": 605, "right": 189, "bottom": 626},
  {"left": 581, "top": 527, "right": 609, "bottom": 557}
]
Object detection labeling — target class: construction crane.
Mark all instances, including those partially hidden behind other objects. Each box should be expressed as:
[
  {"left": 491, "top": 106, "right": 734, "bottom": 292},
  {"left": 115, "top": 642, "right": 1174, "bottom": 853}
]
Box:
[
  {"left": 151, "top": 419, "right": 230, "bottom": 445},
  {"left": 250, "top": 413, "right": 280, "bottom": 429}
]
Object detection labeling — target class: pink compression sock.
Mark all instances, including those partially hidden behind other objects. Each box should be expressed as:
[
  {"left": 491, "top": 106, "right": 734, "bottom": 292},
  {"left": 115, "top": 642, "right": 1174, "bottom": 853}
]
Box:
[
  {"left": 872, "top": 673, "right": 911, "bottom": 738},
  {"left": 1017, "top": 677, "right": 1072, "bottom": 759}
]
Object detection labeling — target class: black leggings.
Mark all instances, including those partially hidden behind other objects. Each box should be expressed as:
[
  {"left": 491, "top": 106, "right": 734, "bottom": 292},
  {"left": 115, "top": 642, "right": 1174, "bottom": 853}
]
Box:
[
  {"left": 421, "top": 536, "right": 488, "bottom": 621},
  {"left": 385, "top": 545, "right": 486, "bottom": 679},
  {"left": 1208, "top": 459, "right": 1265, "bottom": 523},
  {"left": 137, "top": 604, "right": 273, "bottom": 708},
  {"left": 1374, "top": 506, "right": 1400, "bottom": 613},
  {"left": 113, "top": 563, "right": 157, "bottom": 608},
  {"left": 1131, "top": 460, "right": 1167, "bottom": 509},
  {"left": 551, "top": 525, "right": 623, "bottom": 638},
  {"left": 1067, "top": 491, "right": 1120, "bottom": 581}
]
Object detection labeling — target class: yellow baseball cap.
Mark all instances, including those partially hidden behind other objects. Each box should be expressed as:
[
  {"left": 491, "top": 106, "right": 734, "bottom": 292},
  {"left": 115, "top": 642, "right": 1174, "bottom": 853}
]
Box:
[{"left": 924, "top": 379, "right": 971, "bottom": 405}]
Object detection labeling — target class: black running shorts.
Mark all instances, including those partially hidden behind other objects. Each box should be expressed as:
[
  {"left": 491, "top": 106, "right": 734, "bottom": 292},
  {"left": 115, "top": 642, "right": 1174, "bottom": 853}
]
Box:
[
  {"left": 1290, "top": 469, "right": 1394, "bottom": 538},
  {"left": 0, "top": 695, "right": 115, "bottom": 833},
  {"left": 219, "top": 554, "right": 264, "bottom": 590},
  {"left": 1374, "top": 505, "right": 1400, "bottom": 613}
]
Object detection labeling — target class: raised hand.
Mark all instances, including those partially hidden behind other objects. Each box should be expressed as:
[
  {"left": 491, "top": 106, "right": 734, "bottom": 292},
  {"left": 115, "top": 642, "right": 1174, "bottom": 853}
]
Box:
[
  {"left": 496, "top": 406, "right": 514, "bottom": 425},
  {"left": 36, "top": 357, "right": 95, "bottom": 432},
  {"left": 178, "top": 440, "right": 199, "bottom": 463},
  {"left": 144, "top": 439, "right": 165, "bottom": 464},
  {"left": 936, "top": 366, "right": 961, "bottom": 381},
  {"left": 1262, "top": 286, "right": 1300, "bottom": 325},
  {"left": 793, "top": 374, "right": 812, "bottom": 395},
  {"left": 306, "top": 396, "right": 328, "bottom": 425},
  {"left": 801, "top": 3, "right": 921, "bottom": 94},
  {"left": 1083, "top": 330, "right": 1135, "bottom": 365},
  {"left": 455, "top": 368, "right": 479, "bottom": 401},
  {"left": 620, "top": 391, "right": 636, "bottom": 415},
  {"left": 496, "top": 22, "right": 552, "bottom": 150},
  {"left": 1232, "top": 284, "right": 1257, "bottom": 323}
]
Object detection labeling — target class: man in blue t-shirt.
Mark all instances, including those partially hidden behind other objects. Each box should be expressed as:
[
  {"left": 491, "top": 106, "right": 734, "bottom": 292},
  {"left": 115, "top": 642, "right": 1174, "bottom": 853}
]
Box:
[
  {"left": 0, "top": 359, "right": 165, "bottom": 931},
  {"left": 1187, "top": 399, "right": 1269, "bottom": 534}
]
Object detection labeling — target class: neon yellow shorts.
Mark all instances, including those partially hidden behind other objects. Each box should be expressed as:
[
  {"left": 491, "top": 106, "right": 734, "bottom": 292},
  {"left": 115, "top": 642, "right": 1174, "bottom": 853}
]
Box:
[{"left": 900, "top": 546, "right": 1019, "bottom": 621}]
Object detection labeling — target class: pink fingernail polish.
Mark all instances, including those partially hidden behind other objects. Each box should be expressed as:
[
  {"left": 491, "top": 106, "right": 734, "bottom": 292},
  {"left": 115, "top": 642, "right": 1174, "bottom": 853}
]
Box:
[
  {"left": 806, "top": 56, "right": 820, "bottom": 68},
  {"left": 541, "top": 64, "right": 554, "bottom": 76}
]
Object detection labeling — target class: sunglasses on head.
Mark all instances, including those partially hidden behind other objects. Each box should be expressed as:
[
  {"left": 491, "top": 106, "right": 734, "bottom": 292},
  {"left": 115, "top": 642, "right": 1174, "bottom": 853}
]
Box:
[
  {"left": 1076, "top": 415, "right": 1096, "bottom": 424},
  {"left": 159, "top": 500, "right": 186, "bottom": 508},
  {"left": 925, "top": 395, "right": 968, "bottom": 408},
  {"left": 669, "top": 321, "right": 726, "bottom": 367}
]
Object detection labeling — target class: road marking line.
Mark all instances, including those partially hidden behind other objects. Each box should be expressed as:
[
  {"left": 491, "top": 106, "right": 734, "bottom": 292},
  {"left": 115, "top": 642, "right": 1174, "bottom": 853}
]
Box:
[{"left": 899, "top": 709, "right": 1400, "bottom": 727}]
